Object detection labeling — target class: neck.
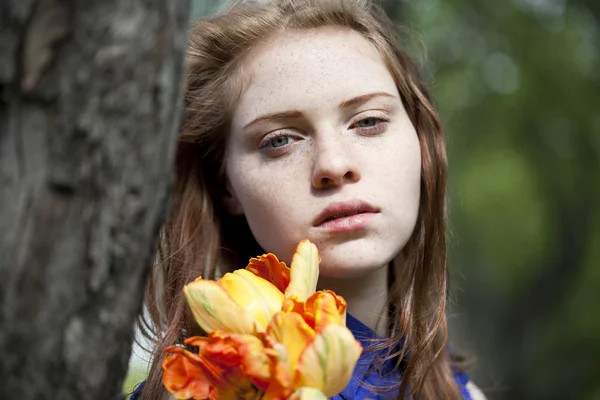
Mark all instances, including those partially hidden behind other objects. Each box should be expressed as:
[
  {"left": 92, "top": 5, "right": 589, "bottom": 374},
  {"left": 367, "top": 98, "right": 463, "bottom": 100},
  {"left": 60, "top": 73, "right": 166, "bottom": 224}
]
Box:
[{"left": 318, "top": 265, "right": 389, "bottom": 336}]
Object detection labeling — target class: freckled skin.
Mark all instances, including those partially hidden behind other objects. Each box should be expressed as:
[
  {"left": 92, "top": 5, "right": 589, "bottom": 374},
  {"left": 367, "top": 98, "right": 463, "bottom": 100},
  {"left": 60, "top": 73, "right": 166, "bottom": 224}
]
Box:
[{"left": 225, "top": 28, "right": 421, "bottom": 279}]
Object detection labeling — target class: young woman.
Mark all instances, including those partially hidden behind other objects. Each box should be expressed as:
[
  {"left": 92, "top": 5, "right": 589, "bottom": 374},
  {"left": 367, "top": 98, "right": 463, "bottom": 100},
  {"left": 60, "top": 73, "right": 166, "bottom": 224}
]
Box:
[{"left": 133, "top": 0, "right": 485, "bottom": 398}]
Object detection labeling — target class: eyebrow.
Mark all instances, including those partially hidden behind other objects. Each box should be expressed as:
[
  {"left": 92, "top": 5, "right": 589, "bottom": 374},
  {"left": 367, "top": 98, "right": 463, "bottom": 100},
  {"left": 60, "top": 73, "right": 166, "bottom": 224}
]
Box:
[
  {"left": 243, "top": 91, "right": 396, "bottom": 129},
  {"left": 338, "top": 91, "right": 396, "bottom": 109}
]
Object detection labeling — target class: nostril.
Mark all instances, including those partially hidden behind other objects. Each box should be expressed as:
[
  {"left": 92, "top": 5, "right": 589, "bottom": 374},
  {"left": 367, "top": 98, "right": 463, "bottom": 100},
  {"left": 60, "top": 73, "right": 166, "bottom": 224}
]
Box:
[
  {"left": 343, "top": 170, "right": 357, "bottom": 182},
  {"left": 320, "top": 176, "right": 333, "bottom": 185}
]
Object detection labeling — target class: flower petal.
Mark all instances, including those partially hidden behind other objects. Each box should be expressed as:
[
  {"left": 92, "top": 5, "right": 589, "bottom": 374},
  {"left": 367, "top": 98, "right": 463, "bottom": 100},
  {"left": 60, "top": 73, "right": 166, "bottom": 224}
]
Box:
[
  {"left": 162, "top": 346, "right": 212, "bottom": 399},
  {"left": 184, "top": 277, "right": 260, "bottom": 334},
  {"left": 212, "top": 382, "right": 264, "bottom": 400},
  {"left": 178, "top": 333, "right": 271, "bottom": 396},
  {"left": 262, "top": 345, "right": 294, "bottom": 400},
  {"left": 184, "top": 336, "right": 209, "bottom": 349},
  {"left": 247, "top": 253, "right": 291, "bottom": 293},
  {"left": 307, "top": 290, "right": 347, "bottom": 332},
  {"left": 289, "top": 387, "right": 328, "bottom": 400},
  {"left": 295, "top": 324, "right": 363, "bottom": 397},
  {"left": 204, "top": 332, "right": 272, "bottom": 390},
  {"left": 281, "top": 295, "right": 311, "bottom": 327},
  {"left": 219, "top": 270, "right": 284, "bottom": 329},
  {"left": 266, "top": 312, "right": 316, "bottom": 374},
  {"left": 284, "top": 240, "right": 320, "bottom": 302}
]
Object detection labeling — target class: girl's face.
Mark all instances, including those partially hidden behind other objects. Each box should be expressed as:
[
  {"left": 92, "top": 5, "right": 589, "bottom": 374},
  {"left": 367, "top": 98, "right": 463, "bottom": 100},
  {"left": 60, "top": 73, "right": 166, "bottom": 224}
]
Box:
[{"left": 225, "top": 28, "right": 421, "bottom": 279}]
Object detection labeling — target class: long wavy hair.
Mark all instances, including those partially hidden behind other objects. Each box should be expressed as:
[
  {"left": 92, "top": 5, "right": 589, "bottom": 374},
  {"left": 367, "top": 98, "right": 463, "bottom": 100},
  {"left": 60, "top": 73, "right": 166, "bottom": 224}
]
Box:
[{"left": 138, "top": 0, "right": 462, "bottom": 399}]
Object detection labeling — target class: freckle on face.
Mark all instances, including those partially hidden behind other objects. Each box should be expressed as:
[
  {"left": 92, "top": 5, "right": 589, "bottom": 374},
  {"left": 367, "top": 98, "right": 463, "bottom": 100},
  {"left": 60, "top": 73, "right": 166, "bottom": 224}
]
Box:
[{"left": 225, "top": 28, "right": 421, "bottom": 279}]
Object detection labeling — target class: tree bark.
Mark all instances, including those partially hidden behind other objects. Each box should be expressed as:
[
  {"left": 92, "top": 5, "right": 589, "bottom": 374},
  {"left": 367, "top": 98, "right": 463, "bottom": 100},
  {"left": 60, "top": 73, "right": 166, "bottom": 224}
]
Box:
[{"left": 0, "top": 0, "right": 189, "bottom": 399}]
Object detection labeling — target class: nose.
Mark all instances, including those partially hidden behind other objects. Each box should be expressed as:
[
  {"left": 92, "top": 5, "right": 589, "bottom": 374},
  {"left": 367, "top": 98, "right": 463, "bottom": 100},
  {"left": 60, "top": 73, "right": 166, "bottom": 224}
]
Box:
[{"left": 311, "top": 134, "right": 360, "bottom": 190}]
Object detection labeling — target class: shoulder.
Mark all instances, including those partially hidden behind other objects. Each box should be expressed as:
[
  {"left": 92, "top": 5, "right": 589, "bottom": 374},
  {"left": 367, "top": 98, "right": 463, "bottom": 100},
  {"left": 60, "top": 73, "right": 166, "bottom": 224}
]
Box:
[{"left": 466, "top": 381, "right": 487, "bottom": 400}]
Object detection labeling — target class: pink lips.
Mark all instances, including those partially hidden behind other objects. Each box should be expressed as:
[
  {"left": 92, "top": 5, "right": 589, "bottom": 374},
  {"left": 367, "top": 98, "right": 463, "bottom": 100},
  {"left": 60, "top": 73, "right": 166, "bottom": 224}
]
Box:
[{"left": 313, "top": 200, "right": 379, "bottom": 233}]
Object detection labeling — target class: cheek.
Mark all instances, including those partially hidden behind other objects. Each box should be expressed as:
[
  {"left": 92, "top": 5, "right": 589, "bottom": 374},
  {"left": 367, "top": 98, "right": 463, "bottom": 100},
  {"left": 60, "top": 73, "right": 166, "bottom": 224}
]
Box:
[
  {"left": 226, "top": 157, "right": 306, "bottom": 256},
  {"left": 377, "top": 132, "right": 422, "bottom": 188},
  {"left": 227, "top": 145, "right": 312, "bottom": 213},
  {"left": 229, "top": 157, "right": 301, "bottom": 212},
  {"left": 229, "top": 170, "right": 274, "bottom": 214}
]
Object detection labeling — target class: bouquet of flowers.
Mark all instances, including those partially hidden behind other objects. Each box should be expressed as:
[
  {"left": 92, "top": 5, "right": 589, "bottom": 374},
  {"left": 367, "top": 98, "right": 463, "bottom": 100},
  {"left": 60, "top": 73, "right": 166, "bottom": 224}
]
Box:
[{"left": 161, "top": 240, "right": 363, "bottom": 400}]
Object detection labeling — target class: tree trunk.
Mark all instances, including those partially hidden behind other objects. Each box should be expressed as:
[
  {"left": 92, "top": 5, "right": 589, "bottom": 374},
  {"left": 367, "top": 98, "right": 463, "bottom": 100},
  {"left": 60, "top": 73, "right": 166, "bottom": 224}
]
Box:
[{"left": 0, "top": 0, "right": 189, "bottom": 399}]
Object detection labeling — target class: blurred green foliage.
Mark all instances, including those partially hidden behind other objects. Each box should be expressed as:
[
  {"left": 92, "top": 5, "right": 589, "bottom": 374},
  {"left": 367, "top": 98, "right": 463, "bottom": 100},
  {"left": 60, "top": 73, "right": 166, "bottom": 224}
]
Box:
[
  {"left": 399, "top": 1, "right": 600, "bottom": 399},
  {"left": 126, "top": 1, "right": 599, "bottom": 399}
]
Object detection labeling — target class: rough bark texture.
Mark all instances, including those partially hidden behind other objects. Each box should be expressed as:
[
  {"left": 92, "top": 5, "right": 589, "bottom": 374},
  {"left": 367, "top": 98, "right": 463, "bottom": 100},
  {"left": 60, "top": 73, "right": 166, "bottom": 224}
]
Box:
[{"left": 0, "top": 0, "right": 189, "bottom": 398}]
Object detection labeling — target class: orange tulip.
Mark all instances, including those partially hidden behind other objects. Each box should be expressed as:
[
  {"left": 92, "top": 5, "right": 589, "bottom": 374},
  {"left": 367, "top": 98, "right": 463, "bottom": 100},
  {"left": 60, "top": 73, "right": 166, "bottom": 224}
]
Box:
[{"left": 163, "top": 240, "right": 362, "bottom": 400}]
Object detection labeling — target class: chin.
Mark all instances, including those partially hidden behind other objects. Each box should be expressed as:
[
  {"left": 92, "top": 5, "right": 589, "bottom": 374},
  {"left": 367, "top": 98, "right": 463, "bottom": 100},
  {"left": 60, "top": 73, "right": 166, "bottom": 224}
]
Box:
[{"left": 315, "top": 242, "right": 398, "bottom": 279}]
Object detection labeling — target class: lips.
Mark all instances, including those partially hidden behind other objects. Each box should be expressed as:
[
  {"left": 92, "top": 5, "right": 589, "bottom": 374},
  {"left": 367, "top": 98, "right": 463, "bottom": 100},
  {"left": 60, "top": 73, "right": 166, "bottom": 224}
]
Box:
[{"left": 313, "top": 200, "right": 379, "bottom": 227}]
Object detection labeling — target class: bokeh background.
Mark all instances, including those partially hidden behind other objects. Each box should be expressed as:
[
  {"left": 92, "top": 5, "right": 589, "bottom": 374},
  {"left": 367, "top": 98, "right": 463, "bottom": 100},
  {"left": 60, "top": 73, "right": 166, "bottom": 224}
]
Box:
[{"left": 126, "top": 1, "right": 600, "bottom": 399}]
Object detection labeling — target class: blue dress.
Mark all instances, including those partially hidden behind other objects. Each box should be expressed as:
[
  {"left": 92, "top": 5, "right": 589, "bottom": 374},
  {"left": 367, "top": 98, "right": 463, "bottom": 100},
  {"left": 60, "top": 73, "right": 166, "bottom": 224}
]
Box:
[{"left": 130, "top": 314, "right": 472, "bottom": 399}]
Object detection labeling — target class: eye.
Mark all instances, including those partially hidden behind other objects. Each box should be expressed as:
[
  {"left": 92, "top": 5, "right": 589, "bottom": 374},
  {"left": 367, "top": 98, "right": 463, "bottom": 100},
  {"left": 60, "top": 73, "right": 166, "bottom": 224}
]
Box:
[
  {"left": 356, "top": 117, "right": 382, "bottom": 128},
  {"left": 350, "top": 116, "right": 389, "bottom": 135},
  {"left": 267, "top": 135, "right": 290, "bottom": 148},
  {"left": 258, "top": 132, "right": 299, "bottom": 153}
]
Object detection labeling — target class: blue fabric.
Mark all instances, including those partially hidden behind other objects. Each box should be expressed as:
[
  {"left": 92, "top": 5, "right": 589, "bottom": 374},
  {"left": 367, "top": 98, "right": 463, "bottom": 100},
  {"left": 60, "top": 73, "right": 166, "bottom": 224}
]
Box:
[
  {"left": 130, "top": 381, "right": 144, "bottom": 399},
  {"left": 130, "top": 314, "right": 471, "bottom": 399},
  {"left": 333, "top": 313, "right": 471, "bottom": 400}
]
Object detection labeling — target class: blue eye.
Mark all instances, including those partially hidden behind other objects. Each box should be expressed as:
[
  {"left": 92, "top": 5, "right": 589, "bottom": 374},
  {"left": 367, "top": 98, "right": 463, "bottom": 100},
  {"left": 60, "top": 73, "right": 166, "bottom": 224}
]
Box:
[
  {"left": 356, "top": 117, "right": 385, "bottom": 128},
  {"left": 358, "top": 117, "right": 377, "bottom": 127},
  {"left": 268, "top": 135, "right": 289, "bottom": 148}
]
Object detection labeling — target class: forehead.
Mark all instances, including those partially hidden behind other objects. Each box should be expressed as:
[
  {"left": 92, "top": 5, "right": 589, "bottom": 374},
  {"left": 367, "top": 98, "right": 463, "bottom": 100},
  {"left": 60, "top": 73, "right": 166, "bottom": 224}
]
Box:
[{"left": 232, "top": 28, "right": 398, "bottom": 124}]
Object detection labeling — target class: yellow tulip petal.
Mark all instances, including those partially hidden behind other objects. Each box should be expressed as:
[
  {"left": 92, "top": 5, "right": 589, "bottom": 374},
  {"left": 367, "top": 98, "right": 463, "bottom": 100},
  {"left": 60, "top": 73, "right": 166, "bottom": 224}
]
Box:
[
  {"left": 309, "top": 291, "right": 346, "bottom": 332},
  {"left": 295, "top": 324, "right": 362, "bottom": 397},
  {"left": 285, "top": 240, "right": 320, "bottom": 302},
  {"left": 220, "top": 270, "right": 284, "bottom": 329},
  {"left": 247, "top": 253, "right": 291, "bottom": 293},
  {"left": 266, "top": 312, "right": 316, "bottom": 373},
  {"left": 184, "top": 277, "right": 260, "bottom": 334},
  {"left": 289, "top": 387, "right": 328, "bottom": 400},
  {"left": 281, "top": 296, "right": 305, "bottom": 316}
]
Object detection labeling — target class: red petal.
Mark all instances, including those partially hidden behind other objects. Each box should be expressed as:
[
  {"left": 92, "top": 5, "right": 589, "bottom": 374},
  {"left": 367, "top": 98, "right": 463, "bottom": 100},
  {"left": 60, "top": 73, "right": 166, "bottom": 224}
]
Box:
[
  {"left": 247, "top": 253, "right": 291, "bottom": 293},
  {"left": 202, "top": 332, "right": 272, "bottom": 391},
  {"left": 162, "top": 347, "right": 213, "bottom": 399}
]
